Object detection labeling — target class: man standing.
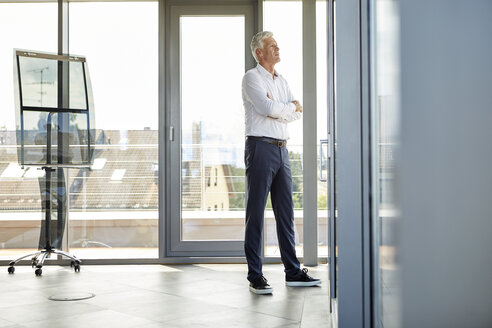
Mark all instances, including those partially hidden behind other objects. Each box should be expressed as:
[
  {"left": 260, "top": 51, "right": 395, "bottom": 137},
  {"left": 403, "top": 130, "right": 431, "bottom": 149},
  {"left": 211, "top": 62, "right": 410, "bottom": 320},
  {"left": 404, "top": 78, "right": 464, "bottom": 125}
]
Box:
[{"left": 242, "top": 31, "right": 321, "bottom": 294}]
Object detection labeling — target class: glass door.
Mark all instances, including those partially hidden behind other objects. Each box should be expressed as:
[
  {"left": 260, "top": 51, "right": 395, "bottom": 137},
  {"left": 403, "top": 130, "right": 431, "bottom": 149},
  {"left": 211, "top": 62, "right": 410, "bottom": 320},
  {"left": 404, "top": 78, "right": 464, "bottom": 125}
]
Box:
[{"left": 167, "top": 4, "right": 255, "bottom": 256}]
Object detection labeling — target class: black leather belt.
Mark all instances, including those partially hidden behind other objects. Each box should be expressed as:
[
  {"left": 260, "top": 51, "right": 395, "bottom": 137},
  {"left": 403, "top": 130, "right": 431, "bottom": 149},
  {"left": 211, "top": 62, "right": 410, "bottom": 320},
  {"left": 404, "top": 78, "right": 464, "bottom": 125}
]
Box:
[{"left": 247, "top": 136, "right": 287, "bottom": 147}]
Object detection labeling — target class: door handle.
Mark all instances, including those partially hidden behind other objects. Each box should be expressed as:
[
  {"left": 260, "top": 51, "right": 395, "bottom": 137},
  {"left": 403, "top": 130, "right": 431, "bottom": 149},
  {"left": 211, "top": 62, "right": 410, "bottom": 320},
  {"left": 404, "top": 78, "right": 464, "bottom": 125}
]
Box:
[
  {"left": 319, "top": 138, "right": 329, "bottom": 182},
  {"left": 169, "top": 126, "right": 174, "bottom": 141}
]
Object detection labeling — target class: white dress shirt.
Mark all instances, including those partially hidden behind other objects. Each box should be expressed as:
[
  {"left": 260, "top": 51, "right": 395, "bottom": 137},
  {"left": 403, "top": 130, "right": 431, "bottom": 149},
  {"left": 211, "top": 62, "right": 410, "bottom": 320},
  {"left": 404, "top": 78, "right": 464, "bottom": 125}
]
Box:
[{"left": 242, "top": 64, "right": 302, "bottom": 140}]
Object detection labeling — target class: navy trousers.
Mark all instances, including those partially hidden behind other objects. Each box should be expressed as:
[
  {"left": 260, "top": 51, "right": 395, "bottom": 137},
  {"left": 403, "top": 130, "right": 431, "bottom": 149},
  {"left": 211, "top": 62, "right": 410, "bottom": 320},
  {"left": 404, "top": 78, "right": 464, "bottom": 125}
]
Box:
[{"left": 244, "top": 138, "right": 300, "bottom": 282}]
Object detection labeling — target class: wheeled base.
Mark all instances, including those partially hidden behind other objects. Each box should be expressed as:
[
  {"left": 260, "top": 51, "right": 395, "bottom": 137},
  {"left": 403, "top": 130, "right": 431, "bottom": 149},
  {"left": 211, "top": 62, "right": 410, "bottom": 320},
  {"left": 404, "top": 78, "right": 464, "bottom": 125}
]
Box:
[{"left": 7, "top": 248, "right": 81, "bottom": 276}]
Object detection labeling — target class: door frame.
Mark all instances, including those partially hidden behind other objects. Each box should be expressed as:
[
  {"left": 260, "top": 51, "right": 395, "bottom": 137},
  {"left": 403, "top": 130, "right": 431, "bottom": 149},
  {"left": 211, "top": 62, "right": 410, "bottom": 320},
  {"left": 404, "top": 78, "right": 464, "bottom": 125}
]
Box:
[
  {"left": 164, "top": 1, "right": 257, "bottom": 257},
  {"left": 326, "top": 0, "right": 337, "bottom": 307}
]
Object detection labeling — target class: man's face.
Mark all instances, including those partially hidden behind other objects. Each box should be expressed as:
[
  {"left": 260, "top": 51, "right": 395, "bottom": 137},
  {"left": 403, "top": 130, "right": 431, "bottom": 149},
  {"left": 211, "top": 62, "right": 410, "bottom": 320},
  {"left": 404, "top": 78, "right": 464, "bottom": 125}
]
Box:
[{"left": 258, "top": 37, "right": 280, "bottom": 65}]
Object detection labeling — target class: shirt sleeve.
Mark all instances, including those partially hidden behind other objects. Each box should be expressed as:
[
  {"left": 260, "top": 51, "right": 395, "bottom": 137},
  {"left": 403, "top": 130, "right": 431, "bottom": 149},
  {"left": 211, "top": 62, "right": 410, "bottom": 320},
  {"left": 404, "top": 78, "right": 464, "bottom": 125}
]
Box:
[
  {"left": 271, "top": 111, "right": 302, "bottom": 123},
  {"left": 242, "top": 72, "right": 297, "bottom": 118}
]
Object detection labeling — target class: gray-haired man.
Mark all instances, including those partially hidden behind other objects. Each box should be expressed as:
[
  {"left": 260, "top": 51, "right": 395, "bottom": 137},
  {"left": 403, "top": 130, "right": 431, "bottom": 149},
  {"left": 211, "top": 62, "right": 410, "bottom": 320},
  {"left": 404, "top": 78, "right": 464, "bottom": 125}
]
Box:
[{"left": 242, "top": 31, "right": 321, "bottom": 294}]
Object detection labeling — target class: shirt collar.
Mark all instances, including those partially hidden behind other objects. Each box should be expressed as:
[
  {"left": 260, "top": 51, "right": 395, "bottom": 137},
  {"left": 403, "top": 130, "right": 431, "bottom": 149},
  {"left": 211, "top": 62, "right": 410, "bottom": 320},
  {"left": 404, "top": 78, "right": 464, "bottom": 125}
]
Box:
[{"left": 256, "top": 64, "right": 279, "bottom": 79}]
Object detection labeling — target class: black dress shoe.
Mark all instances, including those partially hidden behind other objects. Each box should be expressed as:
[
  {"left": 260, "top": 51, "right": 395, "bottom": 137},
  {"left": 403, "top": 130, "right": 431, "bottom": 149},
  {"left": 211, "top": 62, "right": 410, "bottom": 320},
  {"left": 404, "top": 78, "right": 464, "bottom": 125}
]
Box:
[
  {"left": 286, "top": 268, "right": 321, "bottom": 287},
  {"left": 249, "top": 275, "right": 273, "bottom": 294}
]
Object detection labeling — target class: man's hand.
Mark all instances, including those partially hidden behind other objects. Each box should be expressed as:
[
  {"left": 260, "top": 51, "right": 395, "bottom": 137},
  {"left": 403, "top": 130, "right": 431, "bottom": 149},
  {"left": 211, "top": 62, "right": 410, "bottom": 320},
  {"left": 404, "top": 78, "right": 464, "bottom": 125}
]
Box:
[{"left": 292, "top": 100, "right": 303, "bottom": 113}]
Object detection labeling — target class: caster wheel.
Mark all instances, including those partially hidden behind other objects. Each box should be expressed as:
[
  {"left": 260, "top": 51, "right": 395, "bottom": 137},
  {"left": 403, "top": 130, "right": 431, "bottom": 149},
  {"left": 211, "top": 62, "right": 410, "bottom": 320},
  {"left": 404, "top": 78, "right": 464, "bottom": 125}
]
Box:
[
  {"left": 32, "top": 260, "right": 38, "bottom": 268},
  {"left": 74, "top": 264, "right": 80, "bottom": 273},
  {"left": 35, "top": 268, "right": 42, "bottom": 276},
  {"left": 70, "top": 261, "right": 75, "bottom": 268},
  {"left": 8, "top": 266, "right": 15, "bottom": 274}
]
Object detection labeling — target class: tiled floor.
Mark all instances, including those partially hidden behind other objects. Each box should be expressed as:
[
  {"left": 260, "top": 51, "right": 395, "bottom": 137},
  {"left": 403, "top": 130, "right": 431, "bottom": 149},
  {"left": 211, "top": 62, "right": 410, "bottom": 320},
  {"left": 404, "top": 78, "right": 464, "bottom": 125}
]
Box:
[{"left": 0, "top": 263, "right": 331, "bottom": 328}]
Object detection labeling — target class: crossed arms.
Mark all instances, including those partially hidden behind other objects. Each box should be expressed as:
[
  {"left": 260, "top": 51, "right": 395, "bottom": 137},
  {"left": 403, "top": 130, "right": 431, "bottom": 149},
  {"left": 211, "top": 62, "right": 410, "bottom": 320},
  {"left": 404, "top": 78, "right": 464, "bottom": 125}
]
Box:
[{"left": 243, "top": 73, "right": 303, "bottom": 123}]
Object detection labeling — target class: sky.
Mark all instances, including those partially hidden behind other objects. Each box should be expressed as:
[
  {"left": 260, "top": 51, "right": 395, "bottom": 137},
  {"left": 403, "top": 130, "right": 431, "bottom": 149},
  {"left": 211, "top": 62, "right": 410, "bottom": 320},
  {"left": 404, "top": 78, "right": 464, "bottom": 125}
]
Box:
[
  {"left": 0, "top": 1, "right": 330, "bottom": 147},
  {"left": 0, "top": 3, "right": 57, "bottom": 131}
]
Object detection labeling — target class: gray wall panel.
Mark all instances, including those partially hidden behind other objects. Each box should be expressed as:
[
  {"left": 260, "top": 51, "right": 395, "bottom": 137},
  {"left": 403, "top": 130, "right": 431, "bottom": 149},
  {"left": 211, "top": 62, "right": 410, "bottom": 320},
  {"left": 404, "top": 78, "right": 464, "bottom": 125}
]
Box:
[{"left": 400, "top": 1, "right": 492, "bottom": 327}]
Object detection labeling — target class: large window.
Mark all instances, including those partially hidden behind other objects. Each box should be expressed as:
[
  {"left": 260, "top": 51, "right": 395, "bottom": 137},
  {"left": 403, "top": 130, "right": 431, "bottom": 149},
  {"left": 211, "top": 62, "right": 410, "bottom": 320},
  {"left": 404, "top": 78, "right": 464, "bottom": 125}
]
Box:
[
  {"left": 263, "top": 0, "right": 304, "bottom": 257},
  {"left": 1, "top": 1, "right": 329, "bottom": 261},
  {"left": 264, "top": 1, "right": 330, "bottom": 258},
  {"left": 0, "top": 2, "right": 158, "bottom": 260},
  {"left": 0, "top": 3, "right": 57, "bottom": 260},
  {"left": 68, "top": 2, "right": 158, "bottom": 258}
]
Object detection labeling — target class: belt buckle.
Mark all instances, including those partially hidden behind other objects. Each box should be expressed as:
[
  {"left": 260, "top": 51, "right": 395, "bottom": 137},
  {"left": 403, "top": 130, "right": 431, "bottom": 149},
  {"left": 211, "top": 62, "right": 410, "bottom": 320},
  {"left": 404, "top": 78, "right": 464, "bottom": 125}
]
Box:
[{"left": 278, "top": 140, "right": 285, "bottom": 147}]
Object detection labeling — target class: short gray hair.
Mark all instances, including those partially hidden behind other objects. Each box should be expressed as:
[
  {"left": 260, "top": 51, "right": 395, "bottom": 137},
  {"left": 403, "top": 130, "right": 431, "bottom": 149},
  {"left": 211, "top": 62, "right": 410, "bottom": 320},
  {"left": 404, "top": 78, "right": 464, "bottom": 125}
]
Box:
[{"left": 251, "top": 31, "right": 273, "bottom": 63}]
